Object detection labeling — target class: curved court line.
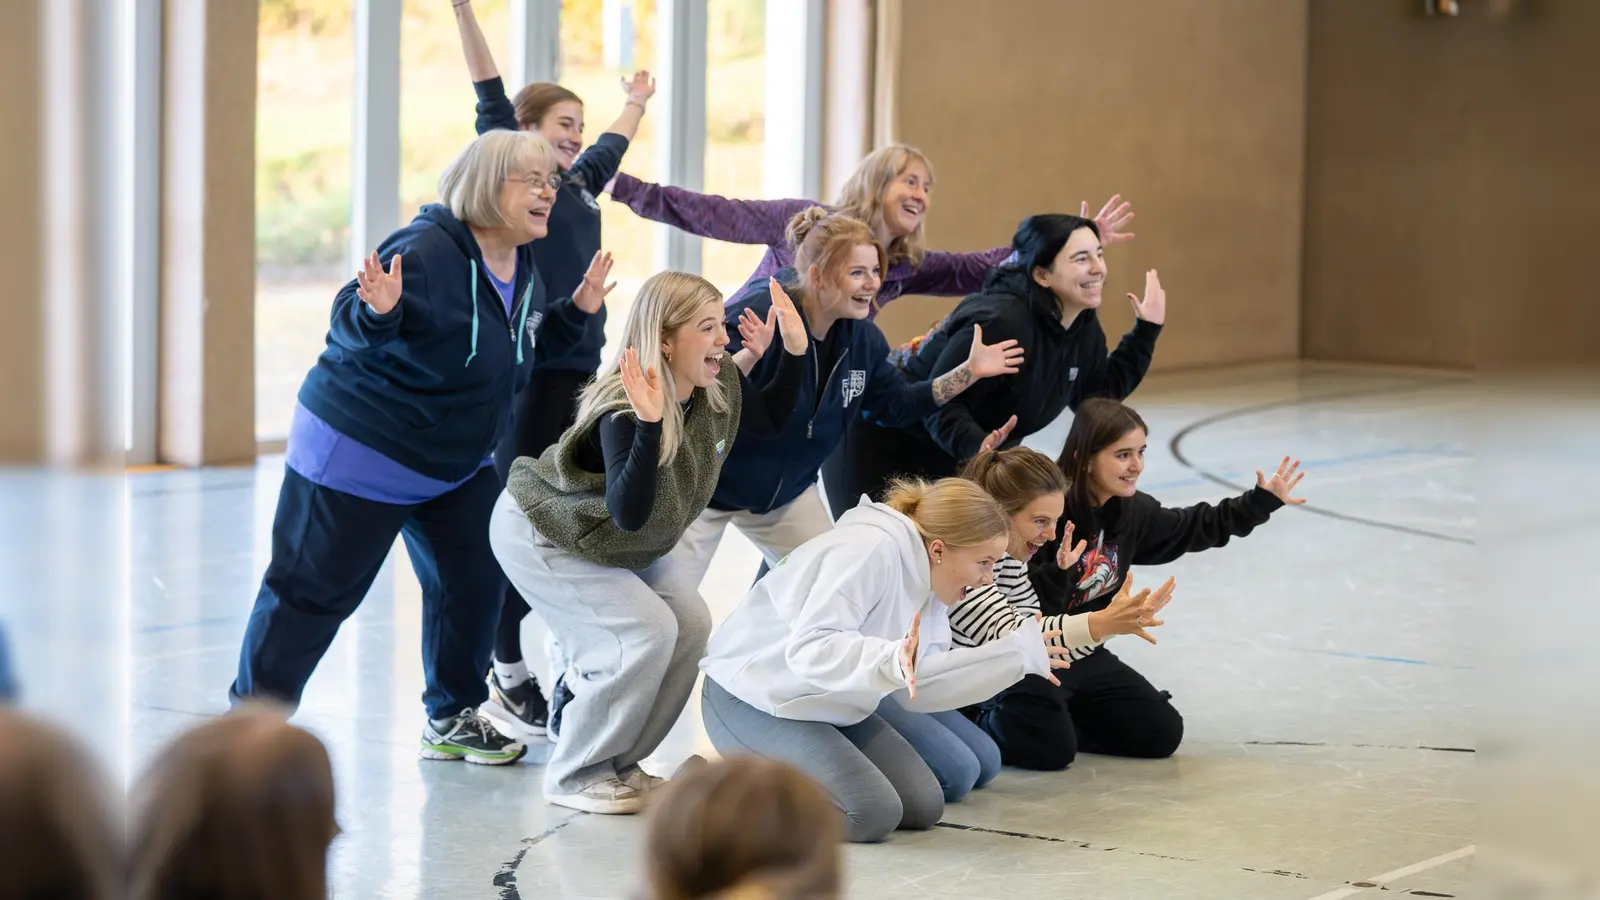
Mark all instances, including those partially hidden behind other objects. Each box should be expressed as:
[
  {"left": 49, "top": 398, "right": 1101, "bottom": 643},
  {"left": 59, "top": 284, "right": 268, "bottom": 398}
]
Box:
[{"left": 1167, "top": 380, "right": 1475, "bottom": 545}]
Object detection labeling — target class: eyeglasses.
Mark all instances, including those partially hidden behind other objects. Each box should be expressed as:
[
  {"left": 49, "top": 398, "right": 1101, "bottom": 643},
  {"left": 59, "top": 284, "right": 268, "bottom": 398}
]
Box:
[{"left": 510, "top": 172, "right": 563, "bottom": 194}]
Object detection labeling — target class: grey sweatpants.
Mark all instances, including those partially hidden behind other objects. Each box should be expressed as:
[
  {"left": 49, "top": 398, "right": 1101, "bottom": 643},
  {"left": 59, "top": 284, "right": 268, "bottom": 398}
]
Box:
[
  {"left": 488, "top": 491, "right": 711, "bottom": 796},
  {"left": 701, "top": 677, "right": 944, "bottom": 843}
]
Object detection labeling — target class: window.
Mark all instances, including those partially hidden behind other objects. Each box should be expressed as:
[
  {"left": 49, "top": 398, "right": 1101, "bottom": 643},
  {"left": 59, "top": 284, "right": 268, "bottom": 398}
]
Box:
[
  {"left": 701, "top": 0, "right": 767, "bottom": 299},
  {"left": 562, "top": 0, "right": 660, "bottom": 359},
  {"left": 254, "top": 0, "right": 356, "bottom": 441}
]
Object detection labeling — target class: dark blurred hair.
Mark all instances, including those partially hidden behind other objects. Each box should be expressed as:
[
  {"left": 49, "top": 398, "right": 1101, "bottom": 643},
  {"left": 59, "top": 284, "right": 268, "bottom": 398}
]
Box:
[
  {"left": 1006, "top": 213, "right": 1100, "bottom": 313},
  {"left": 128, "top": 702, "right": 338, "bottom": 900},
  {"left": 0, "top": 708, "right": 121, "bottom": 900}
]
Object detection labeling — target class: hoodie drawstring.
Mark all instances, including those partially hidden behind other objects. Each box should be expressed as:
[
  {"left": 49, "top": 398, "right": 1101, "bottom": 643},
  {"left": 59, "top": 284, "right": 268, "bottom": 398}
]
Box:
[
  {"left": 467, "top": 264, "right": 534, "bottom": 367},
  {"left": 465, "top": 269, "right": 480, "bottom": 368}
]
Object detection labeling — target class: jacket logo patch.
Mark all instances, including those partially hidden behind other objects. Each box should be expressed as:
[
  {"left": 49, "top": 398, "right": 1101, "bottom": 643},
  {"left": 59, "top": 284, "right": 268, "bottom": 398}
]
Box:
[
  {"left": 715, "top": 439, "right": 727, "bottom": 457},
  {"left": 841, "top": 370, "right": 867, "bottom": 407},
  {"left": 525, "top": 310, "right": 545, "bottom": 348}
]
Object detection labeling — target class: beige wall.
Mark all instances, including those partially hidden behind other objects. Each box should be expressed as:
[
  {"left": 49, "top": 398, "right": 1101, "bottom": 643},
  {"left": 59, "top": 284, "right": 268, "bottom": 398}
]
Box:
[
  {"left": 1303, "top": 0, "right": 1600, "bottom": 370},
  {"left": 0, "top": 3, "right": 43, "bottom": 462},
  {"left": 868, "top": 0, "right": 1310, "bottom": 370}
]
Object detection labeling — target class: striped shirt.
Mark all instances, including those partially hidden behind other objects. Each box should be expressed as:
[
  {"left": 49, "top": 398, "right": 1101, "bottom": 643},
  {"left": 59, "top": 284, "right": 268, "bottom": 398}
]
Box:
[{"left": 947, "top": 554, "right": 1103, "bottom": 662}]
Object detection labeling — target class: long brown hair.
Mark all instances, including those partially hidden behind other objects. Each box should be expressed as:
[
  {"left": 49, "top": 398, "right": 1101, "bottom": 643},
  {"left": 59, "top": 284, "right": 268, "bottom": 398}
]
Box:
[
  {"left": 1055, "top": 398, "right": 1149, "bottom": 539},
  {"left": 961, "top": 447, "right": 1068, "bottom": 516},
  {"left": 0, "top": 709, "right": 121, "bottom": 900},
  {"left": 645, "top": 756, "right": 842, "bottom": 900},
  {"left": 128, "top": 702, "right": 339, "bottom": 900},
  {"left": 783, "top": 207, "right": 888, "bottom": 314}
]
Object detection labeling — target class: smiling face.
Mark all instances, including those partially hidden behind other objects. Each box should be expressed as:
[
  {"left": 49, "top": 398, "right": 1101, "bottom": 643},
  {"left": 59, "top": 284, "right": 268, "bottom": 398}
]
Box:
[
  {"left": 879, "top": 160, "right": 932, "bottom": 239},
  {"left": 662, "top": 298, "right": 731, "bottom": 394},
  {"left": 1087, "top": 427, "right": 1147, "bottom": 505},
  {"left": 496, "top": 165, "right": 559, "bottom": 244},
  {"left": 927, "top": 534, "right": 1008, "bottom": 606},
  {"left": 1032, "top": 227, "right": 1106, "bottom": 313},
  {"left": 811, "top": 243, "right": 884, "bottom": 321},
  {"left": 1006, "top": 492, "right": 1065, "bottom": 561},
  {"left": 530, "top": 100, "right": 585, "bottom": 169}
]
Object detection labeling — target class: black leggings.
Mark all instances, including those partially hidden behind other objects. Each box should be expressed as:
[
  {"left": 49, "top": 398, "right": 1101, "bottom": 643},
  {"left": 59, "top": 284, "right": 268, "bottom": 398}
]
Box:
[
  {"left": 976, "top": 647, "right": 1184, "bottom": 770},
  {"left": 491, "top": 367, "right": 590, "bottom": 666}
]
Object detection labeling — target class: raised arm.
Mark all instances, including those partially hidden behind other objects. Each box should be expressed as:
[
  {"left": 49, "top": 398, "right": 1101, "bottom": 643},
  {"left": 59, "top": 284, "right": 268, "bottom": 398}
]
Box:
[
  {"left": 608, "top": 173, "right": 818, "bottom": 245},
  {"left": 900, "top": 246, "right": 1012, "bottom": 297},
  {"left": 454, "top": 3, "right": 522, "bottom": 135},
  {"left": 452, "top": 0, "right": 499, "bottom": 82},
  {"left": 599, "top": 348, "right": 669, "bottom": 531}
]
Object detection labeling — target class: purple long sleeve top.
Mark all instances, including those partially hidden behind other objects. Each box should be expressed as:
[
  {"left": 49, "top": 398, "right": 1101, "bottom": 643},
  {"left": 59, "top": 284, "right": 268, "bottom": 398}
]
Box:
[{"left": 608, "top": 173, "right": 1011, "bottom": 315}]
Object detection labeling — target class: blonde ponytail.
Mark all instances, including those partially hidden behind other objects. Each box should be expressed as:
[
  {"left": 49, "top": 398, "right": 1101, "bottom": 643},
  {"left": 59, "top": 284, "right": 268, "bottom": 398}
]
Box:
[{"left": 882, "top": 477, "right": 1008, "bottom": 548}]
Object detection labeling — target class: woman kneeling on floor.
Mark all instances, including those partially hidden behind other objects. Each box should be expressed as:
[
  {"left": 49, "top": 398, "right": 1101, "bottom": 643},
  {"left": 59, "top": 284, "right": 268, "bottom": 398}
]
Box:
[
  {"left": 698, "top": 477, "right": 1073, "bottom": 843},
  {"left": 490, "top": 270, "right": 808, "bottom": 815}
]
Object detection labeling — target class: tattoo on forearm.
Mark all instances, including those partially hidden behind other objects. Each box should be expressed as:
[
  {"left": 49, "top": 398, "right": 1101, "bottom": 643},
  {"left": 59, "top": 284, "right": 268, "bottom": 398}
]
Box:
[{"left": 932, "top": 365, "right": 975, "bottom": 405}]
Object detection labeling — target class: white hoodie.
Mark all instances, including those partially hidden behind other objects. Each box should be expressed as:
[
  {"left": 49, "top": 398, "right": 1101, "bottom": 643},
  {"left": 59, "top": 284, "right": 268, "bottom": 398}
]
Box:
[{"left": 699, "top": 499, "right": 1054, "bottom": 727}]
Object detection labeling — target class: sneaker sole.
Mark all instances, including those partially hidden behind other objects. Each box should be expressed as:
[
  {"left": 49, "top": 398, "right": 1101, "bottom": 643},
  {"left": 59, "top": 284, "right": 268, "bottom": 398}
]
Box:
[
  {"left": 418, "top": 743, "right": 527, "bottom": 766},
  {"left": 480, "top": 699, "right": 549, "bottom": 740},
  {"left": 544, "top": 790, "right": 643, "bottom": 815}
]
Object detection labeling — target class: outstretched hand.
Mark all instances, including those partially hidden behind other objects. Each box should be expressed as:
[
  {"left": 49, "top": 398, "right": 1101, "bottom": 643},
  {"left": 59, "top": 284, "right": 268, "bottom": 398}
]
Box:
[
  {"left": 1083, "top": 194, "right": 1136, "bottom": 246},
  {"left": 736, "top": 306, "right": 775, "bottom": 359},
  {"left": 355, "top": 251, "right": 403, "bottom": 316},
  {"left": 573, "top": 251, "right": 618, "bottom": 314},
  {"left": 1055, "top": 521, "right": 1088, "bottom": 569},
  {"left": 1256, "top": 457, "right": 1307, "bottom": 505},
  {"left": 965, "top": 323, "right": 1025, "bottom": 379},
  {"left": 901, "top": 612, "right": 922, "bottom": 699},
  {"left": 619, "top": 347, "right": 665, "bottom": 423},
  {"left": 1089, "top": 574, "right": 1176, "bottom": 645},
  {"left": 768, "top": 278, "right": 809, "bottom": 355},
  {"left": 621, "top": 70, "right": 657, "bottom": 105},
  {"left": 979, "top": 415, "right": 1018, "bottom": 454},
  {"left": 1127, "top": 269, "right": 1165, "bottom": 325}
]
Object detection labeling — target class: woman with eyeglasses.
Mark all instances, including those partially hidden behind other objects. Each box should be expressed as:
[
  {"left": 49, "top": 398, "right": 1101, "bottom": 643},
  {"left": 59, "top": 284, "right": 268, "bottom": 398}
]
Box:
[{"left": 230, "top": 130, "right": 609, "bottom": 766}]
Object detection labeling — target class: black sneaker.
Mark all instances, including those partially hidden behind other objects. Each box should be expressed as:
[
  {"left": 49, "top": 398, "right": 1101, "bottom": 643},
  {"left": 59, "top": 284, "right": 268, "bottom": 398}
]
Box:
[
  {"left": 547, "top": 674, "right": 575, "bottom": 741},
  {"left": 481, "top": 671, "right": 548, "bottom": 740},
  {"left": 420, "top": 709, "right": 527, "bottom": 765}
]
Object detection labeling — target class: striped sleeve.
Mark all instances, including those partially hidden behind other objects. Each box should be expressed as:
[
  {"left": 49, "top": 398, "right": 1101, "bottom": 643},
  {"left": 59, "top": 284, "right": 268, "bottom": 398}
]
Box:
[{"left": 948, "top": 555, "right": 1108, "bottom": 661}]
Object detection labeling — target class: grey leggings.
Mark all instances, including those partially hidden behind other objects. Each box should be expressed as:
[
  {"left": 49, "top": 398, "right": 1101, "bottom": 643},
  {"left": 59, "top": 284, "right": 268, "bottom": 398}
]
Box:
[{"left": 701, "top": 677, "right": 944, "bottom": 843}]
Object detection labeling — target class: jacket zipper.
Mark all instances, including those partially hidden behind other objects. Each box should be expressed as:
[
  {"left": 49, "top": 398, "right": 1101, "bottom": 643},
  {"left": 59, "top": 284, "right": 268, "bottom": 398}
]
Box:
[{"left": 808, "top": 346, "right": 851, "bottom": 440}]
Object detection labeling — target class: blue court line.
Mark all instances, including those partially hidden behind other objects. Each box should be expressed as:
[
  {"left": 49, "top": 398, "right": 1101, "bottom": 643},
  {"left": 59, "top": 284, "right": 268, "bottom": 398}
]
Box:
[
  {"left": 136, "top": 615, "right": 242, "bottom": 635},
  {"left": 1302, "top": 649, "right": 1474, "bottom": 670}
]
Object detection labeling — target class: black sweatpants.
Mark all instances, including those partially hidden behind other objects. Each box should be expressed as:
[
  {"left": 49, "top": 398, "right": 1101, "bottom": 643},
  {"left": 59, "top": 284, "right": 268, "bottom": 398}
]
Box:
[
  {"left": 231, "top": 466, "right": 506, "bottom": 721},
  {"left": 976, "top": 647, "right": 1184, "bottom": 771},
  {"left": 819, "top": 417, "right": 960, "bottom": 522},
  {"left": 490, "top": 367, "right": 590, "bottom": 666}
]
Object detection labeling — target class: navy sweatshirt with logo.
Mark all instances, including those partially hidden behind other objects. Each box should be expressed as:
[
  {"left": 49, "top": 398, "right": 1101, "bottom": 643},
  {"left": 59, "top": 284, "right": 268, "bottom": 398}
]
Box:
[
  {"left": 297, "top": 204, "right": 589, "bottom": 483},
  {"left": 709, "top": 270, "right": 939, "bottom": 514}
]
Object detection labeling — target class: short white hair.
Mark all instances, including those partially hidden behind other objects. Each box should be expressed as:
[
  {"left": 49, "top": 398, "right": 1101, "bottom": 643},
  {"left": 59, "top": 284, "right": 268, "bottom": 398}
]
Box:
[{"left": 435, "top": 130, "right": 562, "bottom": 230}]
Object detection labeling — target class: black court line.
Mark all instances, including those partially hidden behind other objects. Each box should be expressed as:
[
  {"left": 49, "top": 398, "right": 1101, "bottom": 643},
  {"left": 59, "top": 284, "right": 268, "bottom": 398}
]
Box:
[
  {"left": 1166, "top": 379, "right": 1475, "bottom": 545},
  {"left": 494, "top": 816, "right": 580, "bottom": 900},
  {"left": 935, "top": 822, "right": 1312, "bottom": 879}
]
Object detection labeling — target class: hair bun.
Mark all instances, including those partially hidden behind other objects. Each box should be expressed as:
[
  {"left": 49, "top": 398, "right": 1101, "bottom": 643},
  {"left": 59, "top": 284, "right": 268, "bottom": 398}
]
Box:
[{"left": 784, "top": 205, "right": 836, "bottom": 249}]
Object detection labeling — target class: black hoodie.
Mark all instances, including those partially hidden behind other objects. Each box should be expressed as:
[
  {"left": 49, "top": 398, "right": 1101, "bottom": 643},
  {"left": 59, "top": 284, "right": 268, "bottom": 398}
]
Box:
[{"left": 880, "top": 266, "right": 1163, "bottom": 468}]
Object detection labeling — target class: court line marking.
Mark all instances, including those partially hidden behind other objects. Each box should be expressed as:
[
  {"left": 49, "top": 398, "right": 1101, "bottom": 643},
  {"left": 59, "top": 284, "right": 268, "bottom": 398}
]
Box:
[
  {"left": 1167, "top": 380, "right": 1476, "bottom": 545},
  {"left": 1305, "top": 844, "right": 1475, "bottom": 899}
]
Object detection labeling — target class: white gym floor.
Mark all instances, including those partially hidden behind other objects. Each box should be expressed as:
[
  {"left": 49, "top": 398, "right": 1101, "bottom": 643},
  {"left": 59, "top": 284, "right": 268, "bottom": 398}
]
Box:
[{"left": 5, "top": 362, "right": 1491, "bottom": 899}]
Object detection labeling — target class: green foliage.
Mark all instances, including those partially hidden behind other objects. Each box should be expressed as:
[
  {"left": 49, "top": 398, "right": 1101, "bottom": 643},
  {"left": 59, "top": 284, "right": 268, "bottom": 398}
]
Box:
[{"left": 260, "top": 0, "right": 353, "bottom": 36}]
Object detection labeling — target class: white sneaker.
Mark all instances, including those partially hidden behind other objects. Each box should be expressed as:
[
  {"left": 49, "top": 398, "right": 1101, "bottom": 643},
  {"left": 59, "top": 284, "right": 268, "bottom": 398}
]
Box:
[
  {"left": 545, "top": 777, "right": 643, "bottom": 815},
  {"left": 618, "top": 765, "right": 666, "bottom": 794}
]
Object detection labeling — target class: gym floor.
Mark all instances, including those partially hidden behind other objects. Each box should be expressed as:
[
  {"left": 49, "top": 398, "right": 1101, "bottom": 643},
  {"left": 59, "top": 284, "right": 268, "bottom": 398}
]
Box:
[{"left": 6, "top": 362, "right": 1480, "bottom": 899}]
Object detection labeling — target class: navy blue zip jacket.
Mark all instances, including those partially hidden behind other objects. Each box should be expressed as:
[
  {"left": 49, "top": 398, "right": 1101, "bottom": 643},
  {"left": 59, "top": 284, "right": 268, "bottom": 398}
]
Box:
[
  {"left": 475, "top": 76, "right": 628, "bottom": 375},
  {"left": 298, "top": 203, "right": 590, "bottom": 483},
  {"left": 708, "top": 269, "right": 940, "bottom": 514}
]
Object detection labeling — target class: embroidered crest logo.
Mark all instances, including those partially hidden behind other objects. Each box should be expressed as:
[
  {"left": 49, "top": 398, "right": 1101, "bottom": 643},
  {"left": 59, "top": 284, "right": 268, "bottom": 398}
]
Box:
[
  {"left": 841, "top": 369, "right": 867, "bottom": 407},
  {"left": 524, "top": 310, "right": 545, "bottom": 350}
]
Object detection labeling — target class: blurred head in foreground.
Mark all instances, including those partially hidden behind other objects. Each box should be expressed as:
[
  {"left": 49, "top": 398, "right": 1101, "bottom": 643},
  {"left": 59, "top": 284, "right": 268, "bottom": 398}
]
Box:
[{"left": 0, "top": 708, "right": 121, "bottom": 900}]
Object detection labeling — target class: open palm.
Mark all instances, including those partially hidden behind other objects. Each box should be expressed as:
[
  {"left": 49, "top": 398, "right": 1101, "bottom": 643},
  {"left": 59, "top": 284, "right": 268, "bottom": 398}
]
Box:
[
  {"left": 355, "top": 251, "right": 402, "bottom": 315},
  {"left": 965, "top": 323, "right": 1024, "bottom": 379},
  {"left": 1256, "top": 457, "right": 1306, "bottom": 505},
  {"left": 619, "top": 348, "right": 664, "bottom": 423}
]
